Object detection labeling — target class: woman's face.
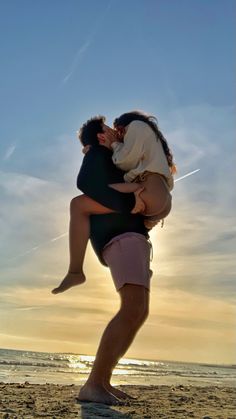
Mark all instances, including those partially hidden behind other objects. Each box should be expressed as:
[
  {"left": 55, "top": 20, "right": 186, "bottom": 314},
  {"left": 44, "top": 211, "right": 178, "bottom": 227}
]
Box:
[
  {"left": 101, "top": 123, "right": 126, "bottom": 144},
  {"left": 102, "top": 124, "right": 113, "bottom": 134},
  {"left": 113, "top": 125, "right": 126, "bottom": 141}
]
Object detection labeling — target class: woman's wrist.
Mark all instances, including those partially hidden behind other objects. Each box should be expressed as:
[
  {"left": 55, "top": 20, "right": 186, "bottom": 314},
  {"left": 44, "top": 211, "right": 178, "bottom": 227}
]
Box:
[{"left": 111, "top": 141, "right": 120, "bottom": 150}]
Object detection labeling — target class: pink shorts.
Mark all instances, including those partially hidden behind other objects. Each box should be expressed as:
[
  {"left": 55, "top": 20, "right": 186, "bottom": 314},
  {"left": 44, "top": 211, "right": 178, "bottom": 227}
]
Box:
[{"left": 102, "top": 232, "right": 153, "bottom": 292}]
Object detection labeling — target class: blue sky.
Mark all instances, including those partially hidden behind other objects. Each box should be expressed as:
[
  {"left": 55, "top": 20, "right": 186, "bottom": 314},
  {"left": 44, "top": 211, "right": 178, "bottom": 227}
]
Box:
[{"left": 0, "top": 0, "right": 235, "bottom": 363}]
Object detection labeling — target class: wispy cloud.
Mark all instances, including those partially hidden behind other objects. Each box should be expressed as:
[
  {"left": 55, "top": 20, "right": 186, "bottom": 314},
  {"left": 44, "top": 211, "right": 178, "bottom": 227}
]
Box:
[
  {"left": 3, "top": 169, "right": 200, "bottom": 263},
  {"left": 0, "top": 170, "right": 50, "bottom": 197},
  {"left": 15, "top": 306, "right": 41, "bottom": 311},
  {"left": 3, "top": 144, "right": 16, "bottom": 161},
  {"left": 0, "top": 168, "right": 70, "bottom": 268},
  {"left": 0, "top": 104, "right": 235, "bottom": 362}
]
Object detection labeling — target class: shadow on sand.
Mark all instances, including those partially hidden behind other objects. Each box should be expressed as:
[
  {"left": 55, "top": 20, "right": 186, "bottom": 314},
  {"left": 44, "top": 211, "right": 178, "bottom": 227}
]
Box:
[{"left": 78, "top": 400, "right": 133, "bottom": 418}]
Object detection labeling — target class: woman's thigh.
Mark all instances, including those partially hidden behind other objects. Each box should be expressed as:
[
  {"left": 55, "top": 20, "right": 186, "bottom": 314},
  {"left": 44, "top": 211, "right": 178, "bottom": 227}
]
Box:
[{"left": 139, "top": 173, "right": 171, "bottom": 216}]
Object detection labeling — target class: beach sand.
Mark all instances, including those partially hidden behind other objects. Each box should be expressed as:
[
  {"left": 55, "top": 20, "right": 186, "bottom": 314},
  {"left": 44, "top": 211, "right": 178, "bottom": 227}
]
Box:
[{"left": 0, "top": 383, "right": 235, "bottom": 418}]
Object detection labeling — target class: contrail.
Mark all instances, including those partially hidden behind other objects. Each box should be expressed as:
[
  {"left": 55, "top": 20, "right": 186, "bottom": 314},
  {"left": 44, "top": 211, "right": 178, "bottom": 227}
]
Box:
[
  {"left": 50, "top": 233, "right": 68, "bottom": 242},
  {"left": 6, "top": 168, "right": 200, "bottom": 263},
  {"left": 174, "top": 169, "right": 200, "bottom": 183},
  {"left": 3, "top": 144, "right": 16, "bottom": 161},
  {"left": 62, "top": 0, "right": 114, "bottom": 84},
  {"left": 62, "top": 40, "right": 91, "bottom": 84},
  {"left": 6, "top": 238, "right": 68, "bottom": 263}
]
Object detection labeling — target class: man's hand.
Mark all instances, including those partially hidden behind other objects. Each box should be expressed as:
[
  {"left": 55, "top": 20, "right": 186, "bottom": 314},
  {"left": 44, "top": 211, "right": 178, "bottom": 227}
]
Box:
[{"left": 82, "top": 145, "right": 91, "bottom": 154}]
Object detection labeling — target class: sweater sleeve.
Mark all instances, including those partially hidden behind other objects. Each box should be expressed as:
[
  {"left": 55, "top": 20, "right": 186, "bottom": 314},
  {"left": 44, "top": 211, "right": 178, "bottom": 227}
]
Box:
[
  {"left": 77, "top": 148, "right": 135, "bottom": 213},
  {"left": 111, "top": 121, "right": 147, "bottom": 171}
]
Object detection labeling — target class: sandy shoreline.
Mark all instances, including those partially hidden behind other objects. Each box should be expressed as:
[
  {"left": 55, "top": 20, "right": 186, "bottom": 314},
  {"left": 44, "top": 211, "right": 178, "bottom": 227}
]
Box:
[{"left": 0, "top": 383, "right": 235, "bottom": 419}]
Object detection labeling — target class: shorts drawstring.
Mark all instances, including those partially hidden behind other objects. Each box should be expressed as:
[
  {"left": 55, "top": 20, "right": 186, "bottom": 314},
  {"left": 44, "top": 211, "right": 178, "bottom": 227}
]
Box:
[{"left": 148, "top": 238, "right": 153, "bottom": 261}]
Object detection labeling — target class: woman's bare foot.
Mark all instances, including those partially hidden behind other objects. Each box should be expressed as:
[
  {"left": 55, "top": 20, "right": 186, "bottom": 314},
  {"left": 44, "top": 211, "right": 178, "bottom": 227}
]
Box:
[
  {"left": 51, "top": 272, "right": 86, "bottom": 294},
  {"left": 131, "top": 188, "right": 145, "bottom": 214},
  {"left": 144, "top": 218, "right": 160, "bottom": 229},
  {"left": 105, "top": 383, "right": 135, "bottom": 400},
  {"left": 77, "top": 383, "right": 120, "bottom": 405}
]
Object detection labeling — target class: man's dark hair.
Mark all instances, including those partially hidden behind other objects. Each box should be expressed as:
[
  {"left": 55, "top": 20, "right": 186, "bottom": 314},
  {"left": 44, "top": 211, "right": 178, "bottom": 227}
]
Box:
[{"left": 78, "top": 115, "right": 105, "bottom": 146}]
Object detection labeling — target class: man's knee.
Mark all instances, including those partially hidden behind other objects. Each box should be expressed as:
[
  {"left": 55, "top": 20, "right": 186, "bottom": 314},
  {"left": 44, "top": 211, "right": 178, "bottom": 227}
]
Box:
[
  {"left": 120, "top": 301, "right": 149, "bottom": 328},
  {"left": 141, "top": 302, "right": 149, "bottom": 323},
  {"left": 119, "top": 284, "right": 149, "bottom": 327},
  {"left": 137, "top": 299, "right": 149, "bottom": 324},
  {"left": 70, "top": 195, "right": 84, "bottom": 213}
]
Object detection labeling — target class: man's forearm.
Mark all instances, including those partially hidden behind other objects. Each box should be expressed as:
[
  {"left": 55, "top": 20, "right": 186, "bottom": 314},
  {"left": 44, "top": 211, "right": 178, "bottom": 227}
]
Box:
[{"left": 77, "top": 154, "right": 135, "bottom": 214}]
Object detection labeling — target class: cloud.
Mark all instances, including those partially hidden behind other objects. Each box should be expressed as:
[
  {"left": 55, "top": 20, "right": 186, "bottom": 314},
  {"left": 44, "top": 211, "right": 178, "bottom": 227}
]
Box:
[
  {"left": 3, "top": 168, "right": 201, "bottom": 265},
  {"left": 5, "top": 168, "right": 200, "bottom": 264},
  {"left": 0, "top": 103, "right": 235, "bottom": 362},
  {"left": 0, "top": 169, "right": 70, "bottom": 267},
  {"left": 148, "top": 287, "right": 235, "bottom": 340},
  {"left": 0, "top": 170, "right": 51, "bottom": 197},
  {"left": 0, "top": 283, "right": 118, "bottom": 324},
  {"left": 148, "top": 103, "right": 236, "bottom": 304},
  {"left": 165, "top": 104, "right": 235, "bottom": 172}
]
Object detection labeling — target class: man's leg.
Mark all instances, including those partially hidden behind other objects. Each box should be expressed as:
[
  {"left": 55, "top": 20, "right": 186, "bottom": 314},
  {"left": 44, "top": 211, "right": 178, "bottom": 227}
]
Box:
[
  {"left": 52, "top": 195, "right": 114, "bottom": 294},
  {"left": 78, "top": 284, "right": 149, "bottom": 404}
]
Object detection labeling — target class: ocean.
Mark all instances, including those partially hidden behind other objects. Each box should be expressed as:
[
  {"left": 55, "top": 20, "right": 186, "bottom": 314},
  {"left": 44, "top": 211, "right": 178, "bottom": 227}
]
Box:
[{"left": 0, "top": 348, "right": 235, "bottom": 388}]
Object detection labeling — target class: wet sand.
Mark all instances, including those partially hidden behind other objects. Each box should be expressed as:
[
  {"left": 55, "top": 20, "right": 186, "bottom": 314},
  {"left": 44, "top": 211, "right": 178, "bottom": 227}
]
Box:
[{"left": 0, "top": 382, "right": 235, "bottom": 418}]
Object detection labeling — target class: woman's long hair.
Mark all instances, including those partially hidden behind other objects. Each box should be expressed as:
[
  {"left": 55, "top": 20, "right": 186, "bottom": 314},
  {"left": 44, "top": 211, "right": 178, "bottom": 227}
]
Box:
[{"left": 114, "top": 111, "right": 176, "bottom": 174}]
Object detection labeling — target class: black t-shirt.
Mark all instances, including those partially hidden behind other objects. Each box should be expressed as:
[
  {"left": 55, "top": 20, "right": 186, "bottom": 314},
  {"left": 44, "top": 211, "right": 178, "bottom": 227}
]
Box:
[{"left": 77, "top": 145, "right": 148, "bottom": 265}]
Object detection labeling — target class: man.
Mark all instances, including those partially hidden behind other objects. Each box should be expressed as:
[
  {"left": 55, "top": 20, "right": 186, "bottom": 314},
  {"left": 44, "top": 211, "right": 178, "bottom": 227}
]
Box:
[{"left": 75, "top": 116, "right": 153, "bottom": 404}]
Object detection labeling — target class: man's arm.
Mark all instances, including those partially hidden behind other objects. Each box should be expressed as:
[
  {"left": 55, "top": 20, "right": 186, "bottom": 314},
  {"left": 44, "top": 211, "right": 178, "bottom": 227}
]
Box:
[{"left": 77, "top": 147, "right": 135, "bottom": 213}]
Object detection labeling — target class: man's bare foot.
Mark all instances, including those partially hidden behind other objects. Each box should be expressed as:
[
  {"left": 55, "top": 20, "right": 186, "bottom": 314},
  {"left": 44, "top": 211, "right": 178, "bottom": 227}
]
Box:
[
  {"left": 105, "top": 384, "right": 135, "bottom": 400},
  {"left": 77, "top": 383, "right": 120, "bottom": 405},
  {"left": 51, "top": 272, "right": 86, "bottom": 294}
]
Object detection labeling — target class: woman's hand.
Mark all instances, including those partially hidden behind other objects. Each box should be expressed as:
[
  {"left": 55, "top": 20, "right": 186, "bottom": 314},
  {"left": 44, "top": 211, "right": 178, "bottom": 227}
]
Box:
[
  {"left": 103, "top": 126, "right": 118, "bottom": 144},
  {"left": 97, "top": 126, "right": 120, "bottom": 149}
]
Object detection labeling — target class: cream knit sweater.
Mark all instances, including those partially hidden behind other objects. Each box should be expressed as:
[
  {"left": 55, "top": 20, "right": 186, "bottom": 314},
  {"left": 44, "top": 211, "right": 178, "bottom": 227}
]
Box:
[{"left": 111, "top": 120, "right": 174, "bottom": 191}]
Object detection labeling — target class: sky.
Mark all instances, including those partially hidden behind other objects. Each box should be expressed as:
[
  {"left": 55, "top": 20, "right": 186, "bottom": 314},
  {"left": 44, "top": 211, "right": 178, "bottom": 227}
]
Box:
[{"left": 0, "top": 0, "right": 235, "bottom": 364}]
